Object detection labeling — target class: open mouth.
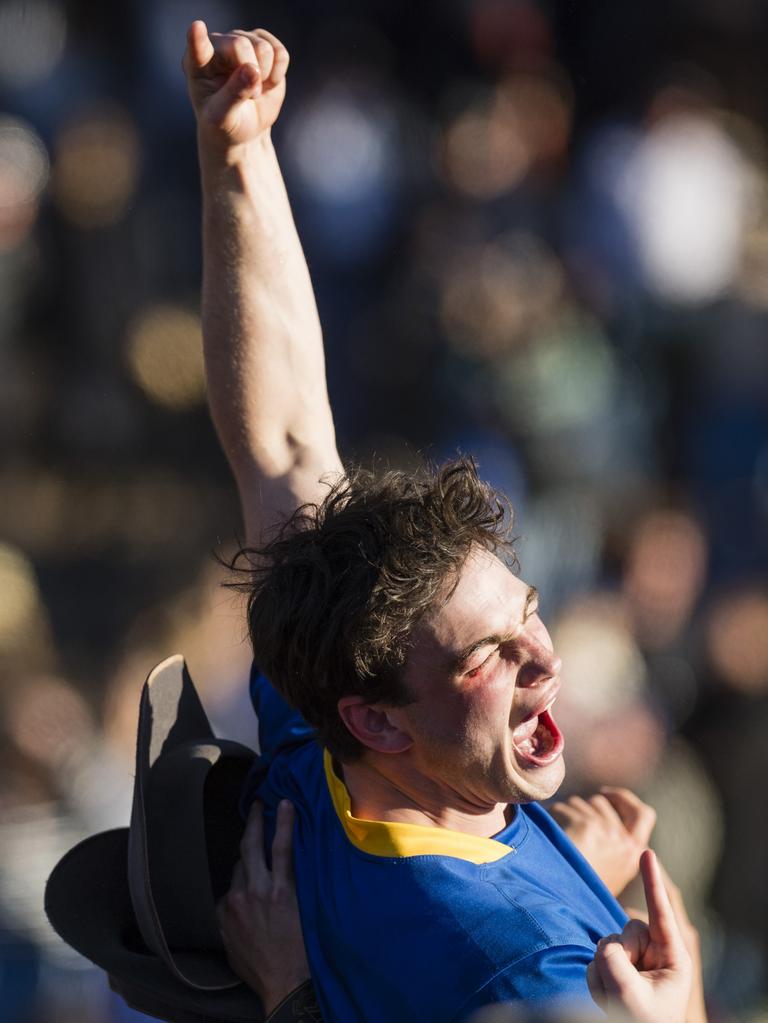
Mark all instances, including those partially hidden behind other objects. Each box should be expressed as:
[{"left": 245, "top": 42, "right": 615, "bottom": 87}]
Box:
[{"left": 511, "top": 699, "right": 564, "bottom": 767}]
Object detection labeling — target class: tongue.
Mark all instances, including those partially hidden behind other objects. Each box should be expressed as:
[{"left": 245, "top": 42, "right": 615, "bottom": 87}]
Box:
[
  {"left": 512, "top": 715, "right": 540, "bottom": 745},
  {"left": 513, "top": 708, "right": 562, "bottom": 758}
]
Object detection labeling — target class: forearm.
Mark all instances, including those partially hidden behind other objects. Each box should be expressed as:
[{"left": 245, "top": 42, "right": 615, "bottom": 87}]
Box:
[{"left": 199, "top": 134, "right": 341, "bottom": 531}]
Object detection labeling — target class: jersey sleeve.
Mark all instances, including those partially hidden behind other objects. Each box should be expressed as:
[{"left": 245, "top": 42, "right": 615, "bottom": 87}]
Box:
[
  {"left": 239, "top": 662, "right": 317, "bottom": 818},
  {"left": 249, "top": 661, "right": 316, "bottom": 758},
  {"left": 453, "top": 943, "right": 602, "bottom": 1021}
]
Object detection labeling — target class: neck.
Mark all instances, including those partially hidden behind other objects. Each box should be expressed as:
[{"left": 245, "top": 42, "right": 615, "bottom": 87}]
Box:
[{"left": 338, "top": 754, "right": 510, "bottom": 838}]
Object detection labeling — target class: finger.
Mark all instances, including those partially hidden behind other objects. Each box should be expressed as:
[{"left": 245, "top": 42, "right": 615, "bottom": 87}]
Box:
[
  {"left": 586, "top": 959, "right": 606, "bottom": 1003},
  {"left": 568, "top": 795, "right": 595, "bottom": 816},
  {"left": 186, "top": 20, "right": 215, "bottom": 70},
  {"left": 203, "top": 63, "right": 262, "bottom": 131},
  {"left": 618, "top": 918, "right": 650, "bottom": 966},
  {"left": 601, "top": 787, "right": 656, "bottom": 840},
  {"left": 240, "top": 801, "right": 269, "bottom": 889},
  {"left": 210, "top": 32, "right": 260, "bottom": 72},
  {"left": 271, "top": 800, "right": 296, "bottom": 885},
  {"left": 640, "top": 849, "right": 684, "bottom": 956},
  {"left": 231, "top": 31, "right": 275, "bottom": 82},
  {"left": 594, "top": 936, "right": 641, "bottom": 998},
  {"left": 549, "top": 801, "right": 579, "bottom": 825},
  {"left": 255, "top": 29, "right": 290, "bottom": 85},
  {"left": 588, "top": 793, "right": 624, "bottom": 827},
  {"left": 230, "top": 858, "right": 247, "bottom": 891}
]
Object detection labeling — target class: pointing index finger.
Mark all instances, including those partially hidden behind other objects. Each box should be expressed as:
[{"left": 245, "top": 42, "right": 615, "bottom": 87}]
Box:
[{"left": 641, "top": 849, "right": 682, "bottom": 956}]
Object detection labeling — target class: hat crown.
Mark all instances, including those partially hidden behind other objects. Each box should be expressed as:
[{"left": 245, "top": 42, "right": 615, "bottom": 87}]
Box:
[{"left": 128, "top": 655, "right": 256, "bottom": 991}]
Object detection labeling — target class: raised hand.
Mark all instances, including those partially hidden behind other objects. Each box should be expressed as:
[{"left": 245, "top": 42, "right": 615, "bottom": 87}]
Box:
[
  {"left": 587, "top": 849, "right": 693, "bottom": 1023},
  {"left": 550, "top": 787, "right": 656, "bottom": 896},
  {"left": 182, "top": 21, "right": 290, "bottom": 150}
]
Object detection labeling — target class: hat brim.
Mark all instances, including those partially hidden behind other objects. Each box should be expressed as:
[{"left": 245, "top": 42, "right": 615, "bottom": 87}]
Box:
[{"left": 45, "top": 829, "right": 263, "bottom": 1023}]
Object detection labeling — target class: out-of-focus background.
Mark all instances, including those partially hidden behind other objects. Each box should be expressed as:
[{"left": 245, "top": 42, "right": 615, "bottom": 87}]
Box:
[{"left": 1, "top": 0, "right": 767, "bottom": 1019}]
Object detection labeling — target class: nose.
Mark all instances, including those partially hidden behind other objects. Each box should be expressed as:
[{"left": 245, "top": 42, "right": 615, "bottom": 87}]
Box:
[{"left": 515, "top": 635, "right": 561, "bottom": 689}]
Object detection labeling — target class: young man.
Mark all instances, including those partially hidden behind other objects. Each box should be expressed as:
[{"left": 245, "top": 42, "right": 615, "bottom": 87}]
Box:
[{"left": 183, "top": 22, "right": 699, "bottom": 1021}]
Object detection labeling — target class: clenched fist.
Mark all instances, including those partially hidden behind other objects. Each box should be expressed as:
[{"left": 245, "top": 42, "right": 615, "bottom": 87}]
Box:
[
  {"left": 182, "top": 21, "right": 290, "bottom": 151},
  {"left": 550, "top": 786, "right": 656, "bottom": 896}
]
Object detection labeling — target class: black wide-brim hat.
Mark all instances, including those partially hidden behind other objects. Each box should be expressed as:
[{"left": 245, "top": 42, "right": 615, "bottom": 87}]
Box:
[
  {"left": 44, "top": 654, "right": 265, "bottom": 1023},
  {"left": 45, "top": 828, "right": 263, "bottom": 1023}
]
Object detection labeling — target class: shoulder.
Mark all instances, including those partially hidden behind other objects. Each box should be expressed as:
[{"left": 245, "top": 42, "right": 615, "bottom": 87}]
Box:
[{"left": 249, "top": 665, "right": 316, "bottom": 754}]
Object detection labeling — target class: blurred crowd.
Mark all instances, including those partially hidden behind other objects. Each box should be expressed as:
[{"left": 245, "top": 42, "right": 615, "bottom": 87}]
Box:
[{"left": 1, "top": 0, "right": 768, "bottom": 1020}]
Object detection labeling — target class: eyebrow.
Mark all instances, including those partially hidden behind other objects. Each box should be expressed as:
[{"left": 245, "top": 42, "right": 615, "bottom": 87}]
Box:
[{"left": 450, "top": 585, "right": 540, "bottom": 671}]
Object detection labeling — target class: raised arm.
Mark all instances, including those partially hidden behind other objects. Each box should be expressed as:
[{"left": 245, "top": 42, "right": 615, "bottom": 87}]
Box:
[{"left": 183, "top": 21, "right": 343, "bottom": 544}]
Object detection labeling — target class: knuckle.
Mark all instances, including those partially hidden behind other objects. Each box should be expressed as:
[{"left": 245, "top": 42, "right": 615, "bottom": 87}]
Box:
[
  {"left": 246, "top": 880, "right": 268, "bottom": 901},
  {"left": 611, "top": 786, "right": 632, "bottom": 799},
  {"left": 224, "top": 889, "right": 245, "bottom": 915}
]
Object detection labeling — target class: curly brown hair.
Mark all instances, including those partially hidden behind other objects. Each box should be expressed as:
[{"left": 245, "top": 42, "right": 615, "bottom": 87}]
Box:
[{"left": 230, "top": 457, "right": 516, "bottom": 761}]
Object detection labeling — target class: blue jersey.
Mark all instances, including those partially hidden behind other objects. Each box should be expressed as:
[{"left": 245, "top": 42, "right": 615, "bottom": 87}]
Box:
[{"left": 242, "top": 668, "right": 628, "bottom": 1022}]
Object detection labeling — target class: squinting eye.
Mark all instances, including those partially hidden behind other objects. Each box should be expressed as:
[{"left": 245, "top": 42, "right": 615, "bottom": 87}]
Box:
[{"left": 464, "top": 648, "right": 499, "bottom": 678}]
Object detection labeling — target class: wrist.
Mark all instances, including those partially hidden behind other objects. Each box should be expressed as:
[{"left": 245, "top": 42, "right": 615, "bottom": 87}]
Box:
[
  {"left": 198, "top": 132, "right": 276, "bottom": 189},
  {"left": 264, "top": 979, "right": 316, "bottom": 1021}
]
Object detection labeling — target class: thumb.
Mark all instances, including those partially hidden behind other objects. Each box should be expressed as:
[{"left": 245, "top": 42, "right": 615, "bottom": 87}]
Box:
[
  {"left": 595, "top": 936, "right": 644, "bottom": 999},
  {"left": 204, "top": 63, "right": 262, "bottom": 131}
]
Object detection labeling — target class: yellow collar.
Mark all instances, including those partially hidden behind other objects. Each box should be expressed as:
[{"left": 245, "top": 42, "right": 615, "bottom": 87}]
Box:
[{"left": 323, "top": 750, "right": 515, "bottom": 864}]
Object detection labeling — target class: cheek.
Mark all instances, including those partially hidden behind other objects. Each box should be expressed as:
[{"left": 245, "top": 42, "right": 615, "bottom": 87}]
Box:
[{"left": 454, "top": 669, "right": 514, "bottom": 729}]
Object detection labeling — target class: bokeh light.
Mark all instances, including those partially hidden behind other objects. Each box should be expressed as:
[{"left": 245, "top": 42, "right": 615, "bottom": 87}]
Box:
[
  {"left": 125, "top": 304, "right": 206, "bottom": 411},
  {"left": 0, "top": 115, "right": 49, "bottom": 250},
  {"left": 495, "top": 312, "right": 618, "bottom": 435},
  {"left": 52, "top": 105, "right": 141, "bottom": 229},
  {"left": 440, "top": 89, "right": 529, "bottom": 199},
  {"left": 0, "top": 542, "right": 51, "bottom": 663},
  {"left": 553, "top": 595, "right": 666, "bottom": 789},
  {"left": 439, "top": 233, "right": 564, "bottom": 357},
  {"left": 555, "top": 596, "right": 648, "bottom": 716},
  {"left": 706, "top": 588, "right": 768, "bottom": 694},
  {"left": 286, "top": 84, "right": 396, "bottom": 202},
  {"left": 621, "top": 110, "right": 749, "bottom": 303},
  {"left": 439, "top": 71, "right": 571, "bottom": 199},
  {"left": 624, "top": 508, "right": 708, "bottom": 649}
]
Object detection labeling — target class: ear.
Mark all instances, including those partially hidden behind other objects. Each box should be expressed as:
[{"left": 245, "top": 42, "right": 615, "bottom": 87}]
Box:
[{"left": 337, "top": 696, "right": 413, "bottom": 754}]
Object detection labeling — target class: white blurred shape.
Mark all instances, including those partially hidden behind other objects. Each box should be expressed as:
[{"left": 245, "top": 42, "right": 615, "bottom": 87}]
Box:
[
  {"left": 286, "top": 86, "right": 394, "bottom": 202},
  {"left": 0, "top": 116, "right": 49, "bottom": 206},
  {"left": 0, "top": 116, "right": 48, "bottom": 249},
  {"left": 622, "top": 113, "right": 748, "bottom": 303},
  {"left": 0, "top": 0, "right": 66, "bottom": 86}
]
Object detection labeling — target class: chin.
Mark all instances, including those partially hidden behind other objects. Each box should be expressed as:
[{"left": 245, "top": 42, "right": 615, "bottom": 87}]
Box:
[{"left": 507, "top": 754, "right": 566, "bottom": 805}]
